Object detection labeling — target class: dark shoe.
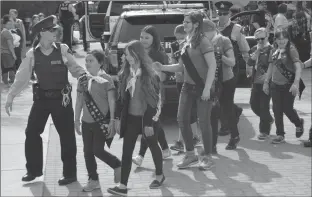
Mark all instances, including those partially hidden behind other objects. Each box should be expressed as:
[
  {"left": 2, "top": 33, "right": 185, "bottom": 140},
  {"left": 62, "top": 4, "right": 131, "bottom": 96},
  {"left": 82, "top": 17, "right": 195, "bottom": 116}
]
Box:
[
  {"left": 58, "top": 177, "right": 77, "bottom": 186},
  {"left": 170, "top": 140, "right": 184, "bottom": 152},
  {"left": 149, "top": 175, "right": 165, "bottom": 189},
  {"left": 271, "top": 135, "right": 285, "bottom": 144},
  {"left": 107, "top": 186, "right": 128, "bottom": 196},
  {"left": 303, "top": 140, "right": 311, "bottom": 147},
  {"left": 226, "top": 136, "right": 240, "bottom": 150},
  {"left": 257, "top": 133, "right": 269, "bottom": 140},
  {"left": 22, "top": 173, "right": 42, "bottom": 182},
  {"left": 218, "top": 127, "right": 230, "bottom": 136},
  {"left": 236, "top": 107, "right": 243, "bottom": 123},
  {"left": 296, "top": 118, "right": 304, "bottom": 138}
]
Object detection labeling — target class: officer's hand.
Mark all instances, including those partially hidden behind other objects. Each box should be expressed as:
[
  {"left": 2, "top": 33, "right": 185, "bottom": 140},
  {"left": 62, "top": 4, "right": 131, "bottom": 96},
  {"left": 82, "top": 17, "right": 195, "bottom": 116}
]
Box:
[
  {"left": 115, "top": 120, "right": 121, "bottom": 135},
  {"left": 5, "top": 102, "right": 13, "bottom": 116},
  {"left": 74, "top": 121, "right": 82, "bottom": 135},
  {"left": 107, "top": 121, "right": 116, "bottom": 139},
  {"left": 144, "top": 126, "right": 154, "bottom": 137},
  {"left": 246, "top": 66, "right": 253, "bottom": 78},
  {"left": 263, "top": 82, "right": 270, "bottom": 95}
]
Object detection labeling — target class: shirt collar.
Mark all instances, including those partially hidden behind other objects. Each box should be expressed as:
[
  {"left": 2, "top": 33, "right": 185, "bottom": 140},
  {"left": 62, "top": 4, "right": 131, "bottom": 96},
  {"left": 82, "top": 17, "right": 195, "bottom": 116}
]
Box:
[{"left": 35, "top": 42, "right": 58, "bottom": 50}]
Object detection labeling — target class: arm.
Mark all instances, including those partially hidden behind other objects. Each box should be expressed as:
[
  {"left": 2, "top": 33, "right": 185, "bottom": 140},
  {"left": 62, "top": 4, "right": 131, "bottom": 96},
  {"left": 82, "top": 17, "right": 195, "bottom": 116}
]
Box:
[
  {"left": 222, "top": 49, "right": 235, "bottom": 67},
  {"left": 19, "top": 20, "right": 27, "bottom": 49},
  {"left": 60, "top": 44, "right": 86, "bottom": 78},
  {"left": 235, "top": 25, "right": 250, "bottom": 63},
  {"left": 7, "top": 39, "right": 16, "bottom": 59},
  {"left": 304, "top": 58, "right": 312, "bottom": 68},
  {"left": 107, "top": 88, "right": 116, "bottom": 120},
  {"left": 160, "top": 61, "right": 183, "bottom": 72},
  {"left": 293, "top": 62, "right": 302, "bottom": 86},
  {"left": 69, "top": 4, "right": 78, "bottom": 20},
  {"left": 6, "top": 50, "right": 34, "bottom": 103},
  {"left": 75, "top": 91, "right": 84, "bottom": 122},
  {"left": 204, "top": 52, "right": 217, "bottom": 90}
]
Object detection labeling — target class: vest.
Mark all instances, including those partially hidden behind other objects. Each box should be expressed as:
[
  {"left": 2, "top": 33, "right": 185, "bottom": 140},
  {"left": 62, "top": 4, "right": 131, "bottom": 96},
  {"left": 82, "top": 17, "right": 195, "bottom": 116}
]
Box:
[
  {"left": 59, "top": 3, "right": 74, "bottom": 20},
  {"left": 34, "top": 43, "right": 69, "bottom": 90},
  {"left": 221, "top": 22, "right": 243, "bottom": 75}
]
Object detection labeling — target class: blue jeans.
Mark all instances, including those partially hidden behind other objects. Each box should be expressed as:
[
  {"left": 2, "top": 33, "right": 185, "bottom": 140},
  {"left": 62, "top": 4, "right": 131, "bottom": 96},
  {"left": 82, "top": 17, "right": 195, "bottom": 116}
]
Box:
[{"left": 177, "top": 83, "right": 213, "bottom": 155}]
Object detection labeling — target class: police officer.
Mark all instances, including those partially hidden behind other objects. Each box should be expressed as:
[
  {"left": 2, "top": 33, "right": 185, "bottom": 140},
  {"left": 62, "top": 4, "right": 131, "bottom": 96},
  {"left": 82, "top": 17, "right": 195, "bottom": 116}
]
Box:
[
  {"left": 59, "top": 0, "right": 77, "bottom": 53},
  {"left": 5, "top": 16, "right": 87, "bottom": 185},
  {"left": 215, "top": 1, "right": 250, "bottom": 145}
]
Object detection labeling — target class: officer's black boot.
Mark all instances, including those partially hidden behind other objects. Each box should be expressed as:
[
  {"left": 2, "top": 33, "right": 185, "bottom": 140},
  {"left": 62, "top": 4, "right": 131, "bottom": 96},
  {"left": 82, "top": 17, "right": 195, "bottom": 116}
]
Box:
[
  {"left": 22, "top": 172, "right": 43, "bottom": 182},
  {"left": 58, "top": 177, "right": 77, "bottom": 186},
  {"left": 303, "top": 126, "right": 312, "bottom": 147}
]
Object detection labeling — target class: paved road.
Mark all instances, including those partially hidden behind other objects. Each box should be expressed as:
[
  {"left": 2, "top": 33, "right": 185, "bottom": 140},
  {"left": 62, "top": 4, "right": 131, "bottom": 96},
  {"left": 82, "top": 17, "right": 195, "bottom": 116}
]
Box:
[{"left": 1, "top": 43, "right": 311, "bottom": 196}]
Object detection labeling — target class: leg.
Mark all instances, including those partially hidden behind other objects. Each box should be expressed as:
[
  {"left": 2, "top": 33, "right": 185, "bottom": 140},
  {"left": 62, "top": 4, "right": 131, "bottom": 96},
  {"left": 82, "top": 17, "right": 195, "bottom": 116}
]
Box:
[
  {"left": 282, "top": 89, "right": 302, "bottom": 127},
  {"left": 25, "top": 101, "right": 50, "bottom": 178},
  {"left": 197, "top": 99, "right": 213, "bottom": 155},
  {"left": 155, "top": 120, "right": 169, "bottom": 151},
  {"left": 62, "top": 20, "right": 73, "bottom": 51},
  {"left": 271, "top": 84, "right": 285, "bottom": 137},
  {"left": 211, "top": 103, "right": 220, "bottom": 149},
  {"left": 50, "top": 100, "right": 77, "bottom": 179},
  {"left": 81, "top": 122, "right": 98, "bottom": 180},
  {"left": 138, "top": 136, "right": 149, "bottom": 158},
  {"left": 120, "top": 115, "right": 142, "bottom": 187},
  {"left": 258, "top": 85, "right": 274, "bottom": 135}
]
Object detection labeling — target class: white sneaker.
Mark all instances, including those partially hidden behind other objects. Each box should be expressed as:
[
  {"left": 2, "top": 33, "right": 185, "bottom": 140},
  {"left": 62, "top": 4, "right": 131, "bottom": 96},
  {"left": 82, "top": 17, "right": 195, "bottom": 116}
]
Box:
[
  {"left": 82, "top": 179, "right": 100, "bottom": 192},
  {"left": 162, "top": 149, "right": 171, "bottom": 159},
  {"left": 132, "top": 155, "right": 143, "bottom": 166}
]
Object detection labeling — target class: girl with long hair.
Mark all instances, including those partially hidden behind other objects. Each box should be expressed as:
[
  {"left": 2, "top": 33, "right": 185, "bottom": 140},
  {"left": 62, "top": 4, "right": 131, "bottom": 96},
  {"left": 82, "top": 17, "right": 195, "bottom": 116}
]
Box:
[
  {"left": 132, "top": 25, "right": 171, "bottom": 167},
  {"left": 263, "top": 28, "right": 304, "bottom": 144},
  {"left": 160, "top": 11, "right": 217, "bottom": 170},
  {"left": 75, "top": 50, "right": 121, "bottom": 192},
  {"left": 107, "top": 40, "right": 165, "bottom": 196}
]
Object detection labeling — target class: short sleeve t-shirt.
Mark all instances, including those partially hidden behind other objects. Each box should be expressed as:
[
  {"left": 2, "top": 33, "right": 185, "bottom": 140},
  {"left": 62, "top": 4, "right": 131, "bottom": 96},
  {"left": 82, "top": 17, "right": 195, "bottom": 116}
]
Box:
[
  {"left": 272, "top": 45, "right": 300, "bottom": 85},
  {"left": 1, "top": 29, "right": 13, "bottom": 54},
  {"left": 80, "top": 76, "right": 116, "bottom": 123},
  {"left": 183, "top": 36, "right": 214, "bottom": 85}
]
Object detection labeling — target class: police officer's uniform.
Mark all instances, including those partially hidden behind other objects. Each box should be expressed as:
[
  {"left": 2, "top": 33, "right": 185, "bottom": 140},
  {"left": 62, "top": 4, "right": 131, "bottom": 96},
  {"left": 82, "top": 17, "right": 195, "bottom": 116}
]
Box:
[
  {"left": 215, "top": 1, "right": 250, "bottom": 136},
  {"left": 59, "top": 1, "right": 75, "bottom": 51},
  {"left": 6, "top": 16, "right": 86, "bottom": 185}
]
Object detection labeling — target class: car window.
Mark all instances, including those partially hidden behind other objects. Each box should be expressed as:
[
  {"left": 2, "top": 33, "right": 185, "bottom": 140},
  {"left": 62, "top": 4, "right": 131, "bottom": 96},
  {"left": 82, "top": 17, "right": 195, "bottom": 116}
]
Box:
[{"left": 117, "top": 15, "right": 184, "bottom": 44}]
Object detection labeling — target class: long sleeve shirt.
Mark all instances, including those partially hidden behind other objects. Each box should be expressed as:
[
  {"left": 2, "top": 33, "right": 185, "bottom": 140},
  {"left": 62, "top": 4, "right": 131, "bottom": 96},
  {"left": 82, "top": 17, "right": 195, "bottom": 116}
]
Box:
[{"left": 6, "top": 43, "right": 86, "bottom": 103}]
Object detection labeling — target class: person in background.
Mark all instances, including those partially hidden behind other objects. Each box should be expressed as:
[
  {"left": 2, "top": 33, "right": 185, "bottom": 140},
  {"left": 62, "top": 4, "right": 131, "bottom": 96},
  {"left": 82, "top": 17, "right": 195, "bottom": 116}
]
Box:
[
  {"left": 230, "top": 6, "right": 241, "bottom": 24},
  {"left": 59, "top": 0, "right": 77, "bottom": 53},
  {"left": 1, "top": 15, "right": 16, "bottom": 86},
  {"left": 29, "top": 15, "right": 39, "bottom": 43},
  {"left": 9, "top": 9, "right": 26, "bottom": 59},
  {"left": 75, "top": 50, "right": 121, "bottom": 192},
  {"left": 4, "top": 16, "right": 88, "bottom": 185},
  {"left": 51, "top": 15, "right": 63, "bottom": 43},
  {"left": 170, "top": 24, "right": 201, "bottom": 153},
  {"left": 263, "top": 28, "right": 304, "bottom": 144},
  {"left": 38, "top": 13, "right": 45, "bottom": 21},
  {"left": 11, "top": 23, "right": 23, "bottom": 71},
  {"left": 247, "top": 28, "right": 274, "bottom": 140},
  {"left": 274, "top": 3, "right": 289, "bottom": 32},
  {"left": 215, "top": 1, "right": 249, "bottom": 147},
  {"left": 132, "top": 25, "right": 171, "bottom": 167}
]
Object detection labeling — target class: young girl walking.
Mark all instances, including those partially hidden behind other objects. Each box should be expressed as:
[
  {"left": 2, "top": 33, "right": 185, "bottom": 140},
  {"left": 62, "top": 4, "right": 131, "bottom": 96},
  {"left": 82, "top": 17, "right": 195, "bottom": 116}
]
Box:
[
  {"left": 132, "top": 25, "right": 171, "bottom": 166},
  {"left": 107, "top": 40, "right": 165, "bottom": 196},
  {"left": 75, "top": 50, "right": 122, "bottom": 192}
]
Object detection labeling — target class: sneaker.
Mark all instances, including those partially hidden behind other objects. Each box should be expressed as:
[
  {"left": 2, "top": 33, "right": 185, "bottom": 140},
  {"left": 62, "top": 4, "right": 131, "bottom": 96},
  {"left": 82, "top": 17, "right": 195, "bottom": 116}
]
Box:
[
  {"left": 177, "top": 154, "right": 198, "bottom": 169},
  {"left": 193, "top": 136, "right": 201, "bottom": 147},
  {"left": 149, "top": 175, "right": 166, "bottom": 189},
  {"left": 258, "top": 133, "right": 269, "bottom": 140},
  {"left": 107, "top": 186, "right": 128, "bottom": 197},
  {"left": 296, "top": 118, "right": 304, "bottom": 138},
  {"left": 114, "top": 167, "right": 121, "bottom": 183},
  {"left": 170, "top": 140, "right": 184, "bottom": 152},
  {"left": 271, "top": 135, "right": 285, "bottom": 144},
  {"left": 199, "top": 156, "right": 215, "bottom": 170},
  {"left": 82, "top": 179, "right": 100, "bottom": 192},
  {"left": 132, "top": 155, "right": 143, "bottom": 167},
  {"left": 225, "top": 136, "right": 240, "bottom": 150},
  {"left": 162, "top": 149, "right": 171, "bottom": 159}
]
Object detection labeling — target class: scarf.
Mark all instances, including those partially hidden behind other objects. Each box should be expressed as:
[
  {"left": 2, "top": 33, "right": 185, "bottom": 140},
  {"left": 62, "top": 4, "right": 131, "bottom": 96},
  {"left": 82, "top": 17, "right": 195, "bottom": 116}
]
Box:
[
  {"left": 87, "top": 70, "right": 109, "bottom": 92},
  {"left": 126, "top": 67, "right": 142, "bottom": 97}
]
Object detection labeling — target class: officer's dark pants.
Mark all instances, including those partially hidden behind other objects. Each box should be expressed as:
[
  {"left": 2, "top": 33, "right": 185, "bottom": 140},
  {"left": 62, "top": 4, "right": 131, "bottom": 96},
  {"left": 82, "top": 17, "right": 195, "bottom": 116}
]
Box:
[
  {"left": 139, "top": 119, "right": 169, "bottom": 158},
  {"left": 14, "top": 47, "right": 22, "bottom": 70},
  {"left": 61, "top": 19, "right": 74, "bottom": 51},
  {"left": 271, "top": 83, "right": 302, "bottom": 137},
  {"left": 219, "top": 65, "right": 242, "bottom": 130},
  {"left": 249, "top": 83, "right": 274, "bottom": 134},
  {"left": 81, "top": 20, "right": 90, "bottom": 51},
  {"left": 25, "top": 99, "right": 77, "bottom": 178}
]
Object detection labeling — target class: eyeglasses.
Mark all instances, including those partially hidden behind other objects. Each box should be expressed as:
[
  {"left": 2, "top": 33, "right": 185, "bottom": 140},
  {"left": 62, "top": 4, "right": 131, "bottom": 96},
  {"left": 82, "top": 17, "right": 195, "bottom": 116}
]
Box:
[
  {"left": 43, "top": 28, "right": 57, "bottom": 33},
  {"left": 217, "top": 12, "right": 229, "bottom": 16},
  {"left": 183, "top": 21, "right": 191, "bottom": 24},
  {"left": 256, "top": 38, "right": 266, "bottom": 41}
]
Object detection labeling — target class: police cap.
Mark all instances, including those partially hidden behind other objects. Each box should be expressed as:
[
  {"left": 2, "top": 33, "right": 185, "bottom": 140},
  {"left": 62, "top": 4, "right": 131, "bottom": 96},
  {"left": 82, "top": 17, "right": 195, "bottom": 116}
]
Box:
[
  {"left": 32, "top": 15, "right": 59, "bottom": 35},
  {"left": 215, "top": 1, "right": 233, "bottom": 12}
]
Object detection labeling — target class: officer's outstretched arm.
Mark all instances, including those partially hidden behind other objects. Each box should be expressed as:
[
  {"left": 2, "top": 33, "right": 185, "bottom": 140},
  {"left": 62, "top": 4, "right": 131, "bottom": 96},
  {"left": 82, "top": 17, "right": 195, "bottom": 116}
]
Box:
[
  {"left": 60, "top": 44, "right": 86, "bottom": 78},
  {"left": 235, "top": 25, "right": 250, "bottom": 63},
  {"left": 6, "top": 49, "right": 34, "bottom": 103}
]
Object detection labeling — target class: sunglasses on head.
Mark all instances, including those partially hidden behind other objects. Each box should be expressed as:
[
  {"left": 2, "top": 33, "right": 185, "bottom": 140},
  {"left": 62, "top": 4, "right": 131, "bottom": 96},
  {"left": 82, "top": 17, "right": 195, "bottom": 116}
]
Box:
[
  {"left": 217, "top": 12, "right": 229, "bottom": 16},
  {"left": 256, "top": 37, "right": 266, "bottom": 41}
]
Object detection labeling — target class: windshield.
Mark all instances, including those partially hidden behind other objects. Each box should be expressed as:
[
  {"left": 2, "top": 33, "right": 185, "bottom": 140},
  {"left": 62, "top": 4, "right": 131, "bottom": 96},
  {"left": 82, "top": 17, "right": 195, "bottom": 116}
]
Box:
[{"left": 117, "top": 15, "right": 184, "bottom": 44}]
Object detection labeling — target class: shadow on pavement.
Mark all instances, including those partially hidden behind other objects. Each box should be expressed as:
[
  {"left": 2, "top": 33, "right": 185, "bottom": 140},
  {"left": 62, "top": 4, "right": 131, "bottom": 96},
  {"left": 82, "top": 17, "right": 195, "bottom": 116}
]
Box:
[{"left": 23, "top": 181, "right": 53, "bottom": 197}]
